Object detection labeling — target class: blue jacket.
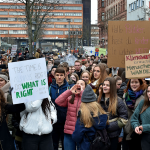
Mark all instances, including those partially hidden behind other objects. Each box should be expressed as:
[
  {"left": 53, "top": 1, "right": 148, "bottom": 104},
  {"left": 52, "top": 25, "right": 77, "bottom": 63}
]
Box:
[
  {"left": 72, "top": 114, "right": 108, "bottom": 150},
  {"left": 49, "top": 79, "right": 70, "bottom": 124}
]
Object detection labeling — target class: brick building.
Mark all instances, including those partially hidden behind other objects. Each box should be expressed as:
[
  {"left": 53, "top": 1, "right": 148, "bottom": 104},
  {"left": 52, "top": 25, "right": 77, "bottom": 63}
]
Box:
[{"left": 98, "top": 0, "right": 127, "bottom": 48}]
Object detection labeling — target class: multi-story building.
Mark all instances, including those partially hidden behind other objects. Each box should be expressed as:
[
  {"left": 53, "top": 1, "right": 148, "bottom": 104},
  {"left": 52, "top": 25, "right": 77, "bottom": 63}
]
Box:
[
  {"left": 127, "top": 0, "right": 148, "bottom": 20},
  {"left": 98, "top": 0, "right": 127, "bottom": 48},
  {"left": 0, "top": 0, "right": 91, "bottom": 51},
  {"left": 91, "top": 24, "right": 99, "bottom": 46}
]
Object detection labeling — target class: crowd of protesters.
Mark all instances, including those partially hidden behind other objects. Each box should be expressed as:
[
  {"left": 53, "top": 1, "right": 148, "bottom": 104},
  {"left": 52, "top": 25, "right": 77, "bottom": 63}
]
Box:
[{"left": 0, "top": 48, "right": 150, "bottom": 150}]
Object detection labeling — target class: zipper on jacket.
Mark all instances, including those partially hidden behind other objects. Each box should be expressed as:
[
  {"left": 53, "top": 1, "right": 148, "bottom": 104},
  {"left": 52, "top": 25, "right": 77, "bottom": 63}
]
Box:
[{"left": 76, "top": 95, "right": 80, "bottom": 117}]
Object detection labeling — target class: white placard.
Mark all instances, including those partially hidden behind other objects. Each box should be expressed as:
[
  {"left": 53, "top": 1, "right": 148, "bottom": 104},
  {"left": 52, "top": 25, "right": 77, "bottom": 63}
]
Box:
[{"left": 8, "top": 58, "right": 49, "bottom": 104}]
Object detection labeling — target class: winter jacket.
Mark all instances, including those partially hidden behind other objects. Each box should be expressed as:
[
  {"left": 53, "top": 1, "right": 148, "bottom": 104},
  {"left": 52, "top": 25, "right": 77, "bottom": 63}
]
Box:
[
  {"left": 72, "top": 113, "right": 108, "bottom": 150},
  {"left": 1, "top": 82, "right": 14, "bottom": 133},
  {"left": 131, "top": 100, "right": 150, "bottom": 133},
  {"left": 0, "top": 103, "right": 25, "bottom": 150},
  {"left": 20, "top": 96, "right": 57, "bottom": 135},
  {"left": 55, "top": 90, "right": 83, "bottom": 135},
  {"left": 74, "top": 69, "right": 83, "bottom": 79},
  {"left": 117, "top": 79, "right": 129, "bottom": 99},
  {"left": 35, "top": 52, "right": 40, "bottom": 58},
  {"left": 123, "top": 93, "right": 144, "bottom": 140},
  {"left": 48, "top": 74, "right": 55, "bottom": 86},
  {"left": 100, "top": 96, "right": 128, "bottom": 138},
  {"left": 49, "top": 79, "right": 70, "bottom": 124}
]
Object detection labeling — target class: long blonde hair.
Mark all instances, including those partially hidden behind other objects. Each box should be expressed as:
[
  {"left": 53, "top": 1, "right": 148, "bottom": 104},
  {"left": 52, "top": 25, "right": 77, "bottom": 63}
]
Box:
[{"left": 80, "top": 101, "right": 108, "bottom": 128}]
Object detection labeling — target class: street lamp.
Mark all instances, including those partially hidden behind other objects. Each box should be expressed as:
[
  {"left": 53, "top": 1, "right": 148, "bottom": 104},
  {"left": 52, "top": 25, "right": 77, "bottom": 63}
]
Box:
[{"left": 67, "top": 19, "right": 71, "bottom": 53}]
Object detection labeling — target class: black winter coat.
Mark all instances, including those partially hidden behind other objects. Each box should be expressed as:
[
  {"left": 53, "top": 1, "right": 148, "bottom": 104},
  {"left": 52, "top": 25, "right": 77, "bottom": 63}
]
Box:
[
  {"left": 100, "top": 96, "right": 128, "bottom": 138},
  {"left": 117, "top": 79, "right": 129, "bottom": 99},
  {"left": 0, "top": 104, "right": 25, "bottom": 150}
]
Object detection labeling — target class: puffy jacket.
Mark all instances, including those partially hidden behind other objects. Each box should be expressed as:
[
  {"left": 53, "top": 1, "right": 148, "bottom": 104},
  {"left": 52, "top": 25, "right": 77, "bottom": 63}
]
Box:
[
  {"left": 100, "top": 96, "right": 128, "bottom": 138},
  {"left": 49, "top": 79, "right": 70, "bottom": 124},
  {"left": 55, "top": 90, "right": 83, "bottom": 134},
  {"left": 72, "top": 114, "right": 108, "bottom": 150},
  {"left": 20, "top": 96, "right": 57, "bottom": 135}
]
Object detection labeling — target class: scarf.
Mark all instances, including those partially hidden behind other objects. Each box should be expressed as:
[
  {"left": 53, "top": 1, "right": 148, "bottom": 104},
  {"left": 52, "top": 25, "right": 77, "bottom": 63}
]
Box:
[{"left": 125, "top": 89, "right": 144, "bottom": 110}]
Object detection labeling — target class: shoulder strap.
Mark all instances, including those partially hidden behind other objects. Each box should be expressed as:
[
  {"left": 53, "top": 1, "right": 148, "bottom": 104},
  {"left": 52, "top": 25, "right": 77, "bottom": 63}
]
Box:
[{"left": 84, "top": 133, "right": 92, "bottom": 144}]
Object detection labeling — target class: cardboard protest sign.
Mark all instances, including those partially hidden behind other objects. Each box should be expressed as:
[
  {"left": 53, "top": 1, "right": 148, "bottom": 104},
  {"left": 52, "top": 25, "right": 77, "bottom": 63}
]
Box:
[
  {"left": 125, "top": 53, "right": 150, "bottom": 79},
  {"left": 108, "top": 21, "right": 150, "bottom": 68},
  {"left": 8, "top": 58, "right": 49, "bottom": 104}
]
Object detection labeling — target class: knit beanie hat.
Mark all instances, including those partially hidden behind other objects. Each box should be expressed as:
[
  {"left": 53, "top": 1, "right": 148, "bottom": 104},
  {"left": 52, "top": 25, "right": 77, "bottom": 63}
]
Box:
[{"left": 81, "top": 85, "right": 96, "bottom": 103}]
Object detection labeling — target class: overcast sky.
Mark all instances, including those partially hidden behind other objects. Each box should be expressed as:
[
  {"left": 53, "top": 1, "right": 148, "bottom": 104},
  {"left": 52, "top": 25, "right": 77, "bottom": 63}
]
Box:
[{"left": 91, "top": 0, "right": 98, "bottom": 24}]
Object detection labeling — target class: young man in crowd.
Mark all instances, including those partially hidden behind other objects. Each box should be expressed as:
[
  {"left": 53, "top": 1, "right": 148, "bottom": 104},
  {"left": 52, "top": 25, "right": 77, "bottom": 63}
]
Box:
[
  {"left": 74, "top": 60, "right": 83, "bottom": 78},
  {"left": 49, "top": 67, "right": 70, "bottom": 150}
]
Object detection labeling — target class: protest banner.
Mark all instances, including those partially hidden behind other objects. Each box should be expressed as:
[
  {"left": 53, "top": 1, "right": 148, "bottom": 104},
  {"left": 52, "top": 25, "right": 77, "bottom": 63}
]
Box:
[
  {"left": 11, "top": 45, "right": 17, "bottom": 56},
  {"left": 107, "top": 21, "right": 150, "bottom": 68},
  {"left": 8, "top": 58, "right": 49, "bottom": 104},
  {"left": 125, "top": 53, "right": 150, "bottom": 79},
  {"left": 84, "top": 46, "right": 95, "bottom": 56},
  {"left": 95, "top": 48, "right": 106, "bottom": 56}
]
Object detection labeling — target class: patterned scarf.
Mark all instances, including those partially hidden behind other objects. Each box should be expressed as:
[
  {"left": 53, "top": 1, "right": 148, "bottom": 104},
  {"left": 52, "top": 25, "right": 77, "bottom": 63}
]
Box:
[{"left": 125, "top": 89, "right": 144, "bottom": 110}]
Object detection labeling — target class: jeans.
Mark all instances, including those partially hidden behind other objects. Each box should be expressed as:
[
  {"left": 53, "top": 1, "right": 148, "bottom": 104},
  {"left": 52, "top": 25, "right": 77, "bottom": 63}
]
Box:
[
  {"left": 22, "top": 132, "right": 54, "bottom": 150},
  {"left": 64, "top": 134, "right": 76, "bottom": 150},
  {"left": 52, "top": 122, "right": 65, "bottom": 150}
]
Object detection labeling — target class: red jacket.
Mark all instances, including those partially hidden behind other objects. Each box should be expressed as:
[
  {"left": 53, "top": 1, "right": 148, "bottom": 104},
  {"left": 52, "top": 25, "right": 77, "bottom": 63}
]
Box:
[{"left": 55, "top": 90, "right": 83, "bottom": 135}]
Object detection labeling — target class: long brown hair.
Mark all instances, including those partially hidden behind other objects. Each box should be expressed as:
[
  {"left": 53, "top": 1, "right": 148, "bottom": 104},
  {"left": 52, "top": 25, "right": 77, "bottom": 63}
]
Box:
[
  {"left": 124, "top": 79, "right": 147, "bottom": 93},
  {"left": 80, "top": 101, "right": 107, "bottom": 128},
  {"left": 140, "top": 85, "right": 150, "bottom": 114},
  {"left": 98, "top": 77, "right": 118, "bottom": 116},
  {"left": 90, "top": 63, "right": 108, "bottom": 87},
  {"left": 0, "top": 89, "right": 7, "bottom": 121}
]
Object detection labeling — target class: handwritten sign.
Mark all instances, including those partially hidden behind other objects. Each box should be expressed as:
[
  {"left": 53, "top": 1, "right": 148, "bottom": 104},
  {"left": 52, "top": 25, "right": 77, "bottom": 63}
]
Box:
[
  {"left": 125, "top": 53, "right": 150, "bottom": 79},
  {"left": 107, "top": 21, "right": 150, "bottom": 68},
  {"left": 8, "top": 58, "right": 49, "bottom": 104}
]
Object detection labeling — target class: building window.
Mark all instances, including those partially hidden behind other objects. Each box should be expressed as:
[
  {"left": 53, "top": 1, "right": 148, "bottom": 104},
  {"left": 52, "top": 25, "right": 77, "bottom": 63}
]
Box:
[
  {"left": 65, "top": 13, "right": 82, "bottom": 16},
  {"left": 116, "top": 5, "right": 118, "bottom": 15},
  {"left": 0, "top": 30, "right": 8, "bottom": 34},
  {"left": 141, "top": 0, "right": 144, "bottom": 7},
  {"left": 139, "top": 0, "right": 140, "bottom": 7},
  {"left": 9, "top": 30, "right": 27, "bottom": 34},
  {"left": 101, "top": 0, "right": 104, "bottom": 7},
  {"left": 0, "top": 11, "right": 8, "bottom": 15},
  {"left": 44, "top": 31, "right": 64, "bottom": 35},
  {"left": 74, "top": 19, "right": 82, "bottom": 22},
  {"left": 118, "top": 3, "right": 121, "bottom": 13},
  {"left": 101, "top": 12, "right": 105, "bottom": 21}
]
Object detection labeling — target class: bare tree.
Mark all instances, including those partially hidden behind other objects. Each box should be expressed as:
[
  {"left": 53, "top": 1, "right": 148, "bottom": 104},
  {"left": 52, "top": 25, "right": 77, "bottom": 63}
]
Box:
[{"left": 3, "top": 0, "right": 68, "bottom": 56}]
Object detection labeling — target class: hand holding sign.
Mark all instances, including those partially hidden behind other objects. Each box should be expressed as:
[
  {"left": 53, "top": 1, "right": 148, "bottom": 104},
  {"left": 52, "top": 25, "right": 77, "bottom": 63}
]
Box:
[{"left": 8, "top": 58, "right": 49, "bottom": 104}]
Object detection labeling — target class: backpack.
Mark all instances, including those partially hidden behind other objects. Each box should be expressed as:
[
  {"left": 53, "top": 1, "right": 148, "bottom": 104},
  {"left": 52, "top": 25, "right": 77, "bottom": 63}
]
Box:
[{"left": 85, "top": 129, "right": 111, "bottom": 150}]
